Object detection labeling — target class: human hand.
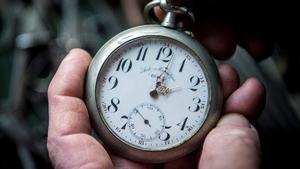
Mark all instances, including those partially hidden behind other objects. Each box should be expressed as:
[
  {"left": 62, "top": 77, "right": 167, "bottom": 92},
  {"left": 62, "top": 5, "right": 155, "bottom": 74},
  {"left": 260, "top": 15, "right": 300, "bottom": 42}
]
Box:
[{"left": 47, "top": 48, "right": 265, "bottom": 169}]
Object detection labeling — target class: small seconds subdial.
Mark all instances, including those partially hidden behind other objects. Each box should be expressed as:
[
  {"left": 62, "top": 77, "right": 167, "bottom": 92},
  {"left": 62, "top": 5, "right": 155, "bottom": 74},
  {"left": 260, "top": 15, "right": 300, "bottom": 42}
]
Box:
[{"left": 129, "top": 104, "right": 165, "bottom": 141}]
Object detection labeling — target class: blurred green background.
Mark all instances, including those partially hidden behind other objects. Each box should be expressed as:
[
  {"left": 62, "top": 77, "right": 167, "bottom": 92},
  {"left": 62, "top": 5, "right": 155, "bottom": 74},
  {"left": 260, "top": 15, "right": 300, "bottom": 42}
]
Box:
[{"left": 0, "top": 0, "right": 299, "bottom": 169}]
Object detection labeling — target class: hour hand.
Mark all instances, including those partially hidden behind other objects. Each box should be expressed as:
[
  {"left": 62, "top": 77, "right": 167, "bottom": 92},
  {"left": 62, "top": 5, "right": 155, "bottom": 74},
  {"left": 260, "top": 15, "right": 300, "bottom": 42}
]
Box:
[
  {"left": 150, "top": 86, "right": 181, "bottom": 98},
  {"left": 157, "top": 86, "right": 181, "bottom": 96}
]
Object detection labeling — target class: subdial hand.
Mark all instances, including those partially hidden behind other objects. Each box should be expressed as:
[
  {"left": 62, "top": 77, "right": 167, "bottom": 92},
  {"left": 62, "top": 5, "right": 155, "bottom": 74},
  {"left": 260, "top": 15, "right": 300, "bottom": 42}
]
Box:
[{"left": 135, "top": 109, "right": 151, "bottom": 127}]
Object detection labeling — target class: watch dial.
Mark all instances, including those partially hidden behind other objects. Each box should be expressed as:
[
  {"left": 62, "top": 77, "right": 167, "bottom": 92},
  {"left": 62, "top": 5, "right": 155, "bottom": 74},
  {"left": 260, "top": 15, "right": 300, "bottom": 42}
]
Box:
[{"left": 96, "top": 37, "right": 210, "bottom": 151}]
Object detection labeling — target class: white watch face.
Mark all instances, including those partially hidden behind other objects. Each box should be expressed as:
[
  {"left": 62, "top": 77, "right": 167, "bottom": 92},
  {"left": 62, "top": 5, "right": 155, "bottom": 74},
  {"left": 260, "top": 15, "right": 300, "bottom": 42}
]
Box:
[{"left": 96, "top": 36, "right": 210, "bottom": 151}]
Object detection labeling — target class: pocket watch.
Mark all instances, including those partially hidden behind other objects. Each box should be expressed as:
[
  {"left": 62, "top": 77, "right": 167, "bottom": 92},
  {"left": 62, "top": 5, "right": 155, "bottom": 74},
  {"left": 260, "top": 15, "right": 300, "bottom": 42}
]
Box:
[{"left": 85, "top": 0, "right": 222, "bottom": 163}]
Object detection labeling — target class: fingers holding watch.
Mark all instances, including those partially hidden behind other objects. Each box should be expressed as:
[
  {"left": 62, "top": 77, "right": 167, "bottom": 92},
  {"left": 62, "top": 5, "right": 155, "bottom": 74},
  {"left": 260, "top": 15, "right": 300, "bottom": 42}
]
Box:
[
  {"left": 218, "top": 63, "right": 266, "bottom": 120},
  {"left": 196, "top": 66, "right": 265, "bottom": 169},
  {"left": 160, "top": 62, "right": 265, "bottom": 169},
  {"left": 47, "top": 49, "right": 114, "bottom": 169},
  {"left": 198, "top": 113, "right": 261, "bottom": 169},
  {"left": 48, "top": 49, "right": 156, "bottom": 169}
]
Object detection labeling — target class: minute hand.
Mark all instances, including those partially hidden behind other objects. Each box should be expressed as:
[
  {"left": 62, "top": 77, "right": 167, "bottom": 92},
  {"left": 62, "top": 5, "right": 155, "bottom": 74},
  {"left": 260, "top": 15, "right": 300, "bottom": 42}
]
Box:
[
  {"left": 150, "top": 52, "right": 175, "bottom": 98},
  {"left": 158, "top": 53, "right": 175, "bottom": 85}
]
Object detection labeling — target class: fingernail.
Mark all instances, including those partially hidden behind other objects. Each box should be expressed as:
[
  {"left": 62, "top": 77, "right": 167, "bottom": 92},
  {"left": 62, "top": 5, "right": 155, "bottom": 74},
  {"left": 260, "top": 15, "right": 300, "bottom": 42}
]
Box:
[{"left": 217, "top": 113, "right": 251, "bottom": 128}]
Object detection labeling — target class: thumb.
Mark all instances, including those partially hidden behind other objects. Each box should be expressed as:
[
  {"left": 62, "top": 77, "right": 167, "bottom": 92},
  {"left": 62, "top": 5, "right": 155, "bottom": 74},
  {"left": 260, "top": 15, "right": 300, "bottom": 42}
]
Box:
[{"left": 198, "top": 113, "right": 261, "bottom": 169}]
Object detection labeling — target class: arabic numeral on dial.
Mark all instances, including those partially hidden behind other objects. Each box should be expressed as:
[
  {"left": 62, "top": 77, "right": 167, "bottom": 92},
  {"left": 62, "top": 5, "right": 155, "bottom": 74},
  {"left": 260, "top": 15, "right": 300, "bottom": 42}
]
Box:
[
  {"left": 116, "top": 58, "right": 132, "bottom": 72},
  {"left": 108, "top": 97, "right": 120, "bottom": 113},
  {"left": 138, "top": 140, "right": 145, "bottom": 145},
  {"left": 177, "top": 117, "right": 188, "bottom": 131},
  {"left": 136, "top": 47, "right": 148, "bottom": 61},
  {"left": 120, "top": 115, "right": 129, "bottom": 129},
  {"left": 129, "top": 123, "right": 135, "bottom": 129},
  {"left": 188, "top": 97, "right": 201, "bottom": 112},
  {"left": 108, "top": 76, "right": 118, "bottom": 89},
  {"left": 115, "top": 127, "right": 121, "bottom": 133},
  {"left": 159, "top": 125, "right": 171, "bottom": 141},
  {"left": 179, "top": 59, "right": 186, "bottom": 72},
  {"left": 156, "top": 47, "right": 172, "bottom": 62},
  {"left": 189, "top": 75, "right": 200, "bottom": 91},
  {"left": 200, "top": 103, "right": 205, "bottom": 110}
]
